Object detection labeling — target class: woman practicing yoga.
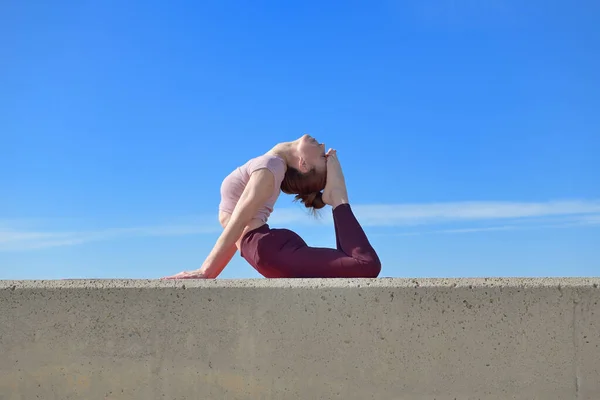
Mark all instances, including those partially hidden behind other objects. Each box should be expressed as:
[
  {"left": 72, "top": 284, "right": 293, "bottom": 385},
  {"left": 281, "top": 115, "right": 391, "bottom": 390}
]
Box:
[{"left": 162, "top": 134, "right": 381, "bottom": 279}]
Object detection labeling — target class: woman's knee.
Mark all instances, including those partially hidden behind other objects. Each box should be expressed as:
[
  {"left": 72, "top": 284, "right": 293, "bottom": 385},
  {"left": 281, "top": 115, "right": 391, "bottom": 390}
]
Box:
[{"left": 361, "top": 252, "right": 381, "bottom": 278}]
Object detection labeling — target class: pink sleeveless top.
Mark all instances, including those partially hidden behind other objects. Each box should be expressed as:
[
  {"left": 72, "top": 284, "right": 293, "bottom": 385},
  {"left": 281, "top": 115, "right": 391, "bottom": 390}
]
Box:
[{"left": 218, "top": 154, "right": 287, "bottom": 223}]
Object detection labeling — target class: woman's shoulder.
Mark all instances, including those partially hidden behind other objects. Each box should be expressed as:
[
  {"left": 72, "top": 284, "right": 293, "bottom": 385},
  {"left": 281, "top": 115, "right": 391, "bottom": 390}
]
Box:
[
  {"left": 244, "top": 153, "right": 287, "bottom": 181},
  {"left": 245, "top": 153, "right": 286, "bottom": 169},
  {"left": 247, "top": 152, "right": 285, "bottom": 164}
]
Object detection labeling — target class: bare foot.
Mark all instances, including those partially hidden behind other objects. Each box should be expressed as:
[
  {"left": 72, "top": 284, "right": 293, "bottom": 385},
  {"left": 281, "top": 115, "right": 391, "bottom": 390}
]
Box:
[{"left": 322, "top": 149, "right": 349, "bottom": 208}]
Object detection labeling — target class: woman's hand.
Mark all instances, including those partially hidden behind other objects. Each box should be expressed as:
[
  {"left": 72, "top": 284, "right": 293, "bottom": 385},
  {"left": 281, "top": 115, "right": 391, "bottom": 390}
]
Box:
[
  {"left": 322, "top": 148, "right": 348, "bottom": 208},
  {"left": 161, "top": 269, "right": 209, "bottom": 279}
]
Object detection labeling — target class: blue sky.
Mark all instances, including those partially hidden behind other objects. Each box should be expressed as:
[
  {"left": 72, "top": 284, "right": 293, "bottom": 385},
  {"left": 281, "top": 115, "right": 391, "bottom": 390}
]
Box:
[{"left": 1, "top": 0, "right": 599, "bottom": 279}]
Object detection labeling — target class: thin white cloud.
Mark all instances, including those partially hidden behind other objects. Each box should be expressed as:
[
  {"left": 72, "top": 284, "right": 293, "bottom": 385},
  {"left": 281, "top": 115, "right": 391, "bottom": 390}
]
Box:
[
  {"left": 435, "top": 225, "right": 518, "bottom": 234},
  {"left": 270, "top": 199, "right": 600, "bottom": 227},
  {"left": 0, "top": 224, "right": 222, "bottom": 252},
  {"left": 381, "top": 221, "right": 597, "bottom": 238},
  {"left": 1, "top": 199, "right": 599, "bottom": 252},
  {"left": 578, "top": 214, "right": 600, "bottom": 225},
  {"left": 373, "top": 212, "right": 600, "bottom": 237},
  {"left": 0, "top": 231, "right": 69, "bottom": 243}
]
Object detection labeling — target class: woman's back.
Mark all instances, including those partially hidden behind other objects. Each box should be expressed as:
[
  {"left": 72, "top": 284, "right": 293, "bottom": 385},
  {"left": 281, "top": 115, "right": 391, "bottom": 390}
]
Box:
[{"left": 218, "top": 153, "right": 287, "bottom": 233}]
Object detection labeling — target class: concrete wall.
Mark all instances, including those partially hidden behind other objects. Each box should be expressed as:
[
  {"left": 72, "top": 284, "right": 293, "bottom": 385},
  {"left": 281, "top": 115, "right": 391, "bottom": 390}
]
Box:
[{"left": 1, "top": 278, "right": 598, "bottom": 400}]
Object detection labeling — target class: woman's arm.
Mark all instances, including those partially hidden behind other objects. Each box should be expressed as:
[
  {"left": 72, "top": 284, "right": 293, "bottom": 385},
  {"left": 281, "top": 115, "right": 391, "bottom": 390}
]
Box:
[
  {"left": 197, "top": 167, "right": 275, "bottom": 277},
  {"left": 162, "top": 167, "right": 276, "bottom": 279}
]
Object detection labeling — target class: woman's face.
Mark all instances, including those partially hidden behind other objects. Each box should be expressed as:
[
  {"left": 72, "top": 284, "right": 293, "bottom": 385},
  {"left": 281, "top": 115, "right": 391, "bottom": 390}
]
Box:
[{"left": 296, "top": 134, "right": 327, "bottom": 174}]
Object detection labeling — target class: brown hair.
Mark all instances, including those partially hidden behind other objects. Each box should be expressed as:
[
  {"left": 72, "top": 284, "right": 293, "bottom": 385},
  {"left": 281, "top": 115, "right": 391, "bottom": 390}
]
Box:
[{"left": 280, "top": 167, "right": 327, "bottom": 212}]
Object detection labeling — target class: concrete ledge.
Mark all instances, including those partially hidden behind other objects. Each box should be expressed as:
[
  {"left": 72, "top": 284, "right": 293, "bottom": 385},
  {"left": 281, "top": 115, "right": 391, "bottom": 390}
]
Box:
[
  {"left": 2, "top": 276, "right": 600, "bottom": 289},
  {"left": 1, "top": 278, "right": 599, "bottom": 399}
]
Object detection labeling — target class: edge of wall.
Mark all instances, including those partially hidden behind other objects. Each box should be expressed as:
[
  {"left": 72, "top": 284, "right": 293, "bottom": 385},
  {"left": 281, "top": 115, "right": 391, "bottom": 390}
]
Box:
[{"left": 2, "top": 276, "right": 599, "bottom": 289}]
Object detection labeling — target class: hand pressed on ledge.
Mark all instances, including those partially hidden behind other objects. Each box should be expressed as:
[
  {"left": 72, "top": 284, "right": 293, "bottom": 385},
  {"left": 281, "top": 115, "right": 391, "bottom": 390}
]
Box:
[{"left": 161, "top": 269, "right": 209, "bottom": 279}]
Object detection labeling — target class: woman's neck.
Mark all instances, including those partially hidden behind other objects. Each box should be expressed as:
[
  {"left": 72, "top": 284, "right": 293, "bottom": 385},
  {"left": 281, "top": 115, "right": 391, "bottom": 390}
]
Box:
[{"left": 268, "top": 141, "right": 299, "bottom": 169}]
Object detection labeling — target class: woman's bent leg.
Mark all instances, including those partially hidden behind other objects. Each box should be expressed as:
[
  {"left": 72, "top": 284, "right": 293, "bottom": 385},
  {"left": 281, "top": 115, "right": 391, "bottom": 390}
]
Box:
[
  {"left": 281, "top": 245, "right": 381, "bottom": 278},
  {"left": 284, "top": 203, "right": 380, "bottom": 277},
  {"left": 332, "top": 203, "right": 379, "bottom": 265},
  {"left": 242, "top": 204, "right": 381, "bottom": 278}
]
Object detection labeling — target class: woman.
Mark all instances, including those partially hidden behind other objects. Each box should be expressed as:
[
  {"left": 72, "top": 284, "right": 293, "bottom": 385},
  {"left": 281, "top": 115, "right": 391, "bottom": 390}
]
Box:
[{"left": 162, "top": 134, "right": 381, "bottom": 279}]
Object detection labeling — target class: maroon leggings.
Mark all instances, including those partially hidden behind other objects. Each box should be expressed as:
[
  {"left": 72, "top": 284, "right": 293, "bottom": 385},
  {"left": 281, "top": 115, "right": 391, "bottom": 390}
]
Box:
[{"left": 239, "top": 203, "right": 381, "bottom": 278}]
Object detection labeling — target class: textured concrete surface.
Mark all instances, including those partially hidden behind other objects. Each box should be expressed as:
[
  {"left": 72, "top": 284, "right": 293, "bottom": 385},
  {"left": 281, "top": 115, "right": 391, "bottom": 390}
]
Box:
[{"left": 1, "top": 277, "right": 599, "bottom": 400}]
